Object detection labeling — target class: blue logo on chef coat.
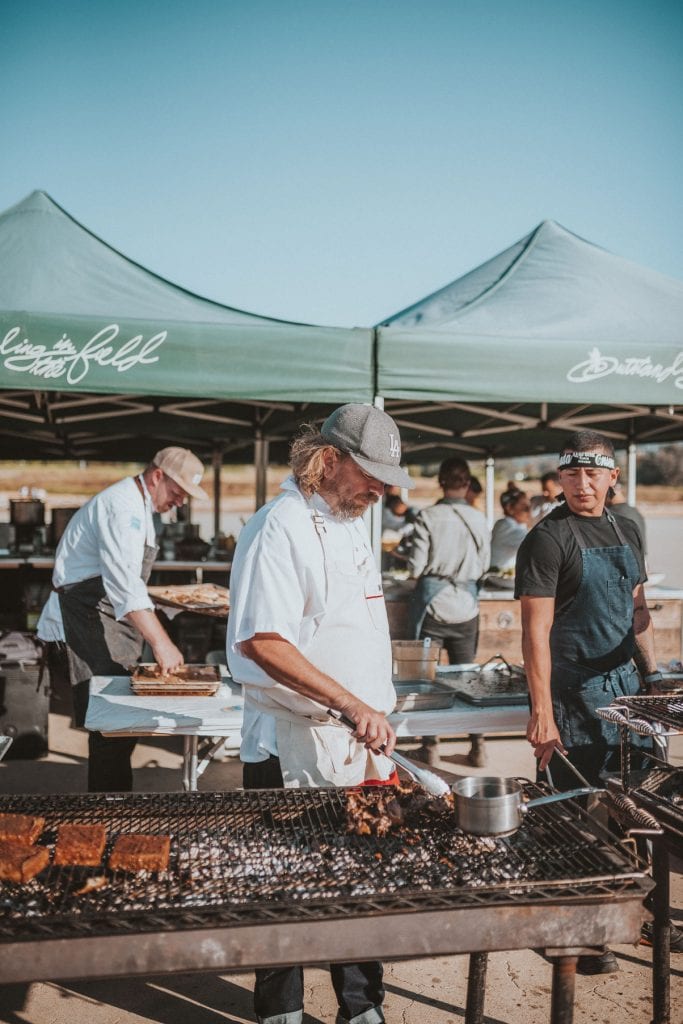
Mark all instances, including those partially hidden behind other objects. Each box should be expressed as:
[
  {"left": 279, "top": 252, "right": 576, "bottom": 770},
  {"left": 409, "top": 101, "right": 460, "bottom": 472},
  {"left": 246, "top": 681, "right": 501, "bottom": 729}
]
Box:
[{"left": 130, "top": 515, "right": 142, "bottom": 531}]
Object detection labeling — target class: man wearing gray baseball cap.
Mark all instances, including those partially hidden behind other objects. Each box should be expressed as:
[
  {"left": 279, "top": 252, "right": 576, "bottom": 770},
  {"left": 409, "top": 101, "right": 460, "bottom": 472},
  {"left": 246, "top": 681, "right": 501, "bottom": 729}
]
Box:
[
  {"left": 228, "top": 404, "right": 412, "bottom": 1024},
  {"left": 37, "top": 447, "right": 208, "bottom": 792}
]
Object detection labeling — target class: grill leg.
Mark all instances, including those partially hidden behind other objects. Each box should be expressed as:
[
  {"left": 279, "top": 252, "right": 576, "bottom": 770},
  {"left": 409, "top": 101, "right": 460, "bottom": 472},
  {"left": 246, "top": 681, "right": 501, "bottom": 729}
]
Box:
[
  {"left": 465, "top": 951, "right": 487, "bottom": 1024},
  {"left": 550, "top": 956, "right": 577, "bottom": 1024},
  {"left": 651, "top": 839, "right": 671, "bottom": 1024}
]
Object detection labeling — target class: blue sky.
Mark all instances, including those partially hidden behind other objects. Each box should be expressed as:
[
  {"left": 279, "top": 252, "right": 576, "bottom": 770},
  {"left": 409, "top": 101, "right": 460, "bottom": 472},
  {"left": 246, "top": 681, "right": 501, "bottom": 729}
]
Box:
[{"left": 2, "top": 0, "right": 681, "bottom": 327}]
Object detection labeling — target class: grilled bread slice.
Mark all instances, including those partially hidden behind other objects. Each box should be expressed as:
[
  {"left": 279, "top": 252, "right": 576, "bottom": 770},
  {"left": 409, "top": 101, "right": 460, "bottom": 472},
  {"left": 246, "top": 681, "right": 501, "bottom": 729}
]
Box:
[
  {"left": 0, "top": 812, "right": 46, "bottom": 845},
  {"left": 54, "top": 823, "right": 107, "bottom": 867},
  {"left": 0, "top": 839, "right": 50, "bottom": 883},
  {"left": 109, "top": 834, "right": 171, "bottom": 873}
]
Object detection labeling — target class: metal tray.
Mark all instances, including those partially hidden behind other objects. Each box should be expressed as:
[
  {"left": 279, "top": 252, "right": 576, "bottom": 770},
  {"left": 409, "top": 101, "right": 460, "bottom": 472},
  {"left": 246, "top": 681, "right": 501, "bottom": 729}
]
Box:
[
  {"left": 392, "top": 680, "right": 456, "bottom": 712},
  {"left": 437, "top": 656, "right": 528, "bottom": 706}
]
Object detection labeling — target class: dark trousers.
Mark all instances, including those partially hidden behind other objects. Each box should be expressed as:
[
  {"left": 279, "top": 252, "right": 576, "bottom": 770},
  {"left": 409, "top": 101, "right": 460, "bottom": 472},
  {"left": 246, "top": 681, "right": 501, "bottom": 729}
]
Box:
[
  {"left": 420, "top": 612, "right": 479, "bottom": 664},
  {"left": 243, "top": 757, "right": 385, "bottom": 1023},
  {"left": 73, "top": 676, "right": 138, "bottom": 792},
  {"left": 420, "top": 614, "right": 481, "bottom": 756}
]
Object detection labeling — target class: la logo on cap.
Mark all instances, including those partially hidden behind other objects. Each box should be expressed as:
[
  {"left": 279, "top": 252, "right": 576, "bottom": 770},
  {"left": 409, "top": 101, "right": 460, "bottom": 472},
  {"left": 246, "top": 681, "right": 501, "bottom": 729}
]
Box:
[{"left": 389, "top": 433, "right": 400, "bottom": 459}]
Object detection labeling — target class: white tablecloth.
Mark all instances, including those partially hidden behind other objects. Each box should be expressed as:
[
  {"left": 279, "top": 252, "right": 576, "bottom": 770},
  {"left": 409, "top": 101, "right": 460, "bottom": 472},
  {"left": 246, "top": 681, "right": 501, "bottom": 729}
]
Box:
[{"left": 86, "top": 676, "right": 528, "bottom": 739}]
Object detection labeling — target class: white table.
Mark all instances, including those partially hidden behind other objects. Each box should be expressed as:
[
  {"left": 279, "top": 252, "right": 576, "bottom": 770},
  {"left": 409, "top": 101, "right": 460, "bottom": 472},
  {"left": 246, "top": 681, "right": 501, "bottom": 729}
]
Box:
[
  {"left": 86, "top": 674, "right": 244, "bottom": 791},
  {"left": 86, "top": 674, "right": 529, "bottom": 791}
]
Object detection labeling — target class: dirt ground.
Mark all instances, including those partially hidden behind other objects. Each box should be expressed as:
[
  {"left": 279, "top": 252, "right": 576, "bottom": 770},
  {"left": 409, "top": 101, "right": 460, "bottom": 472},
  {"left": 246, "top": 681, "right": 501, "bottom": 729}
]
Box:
[{"left": 0, "top": 714, "right": 681, "bottom": 1024}]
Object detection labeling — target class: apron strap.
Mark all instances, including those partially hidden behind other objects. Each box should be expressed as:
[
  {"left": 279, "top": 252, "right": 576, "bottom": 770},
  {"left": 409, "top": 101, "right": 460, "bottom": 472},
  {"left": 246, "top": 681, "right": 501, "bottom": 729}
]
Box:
[
  {"left": 567, "top": 510, "right": 632, "bottom": 549},
  {"left": 605, "top": 509, "right": 630, "bottom": 546}
]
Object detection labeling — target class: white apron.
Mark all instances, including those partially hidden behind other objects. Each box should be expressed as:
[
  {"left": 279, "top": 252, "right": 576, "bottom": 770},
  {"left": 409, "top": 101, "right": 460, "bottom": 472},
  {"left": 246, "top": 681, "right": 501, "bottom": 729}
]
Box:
[{"left": 249, "top": 508, "right": 396, "bottom": 788}]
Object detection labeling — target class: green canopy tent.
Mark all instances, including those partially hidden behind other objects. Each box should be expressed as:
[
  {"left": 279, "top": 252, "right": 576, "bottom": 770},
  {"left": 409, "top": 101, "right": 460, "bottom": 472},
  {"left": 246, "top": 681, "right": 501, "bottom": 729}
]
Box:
[
  {"left": 0, "top": 191, "right": 375, "bottom": 528},
  {"left": 377, "top": 220, "right": 683, "bottom": 513}
]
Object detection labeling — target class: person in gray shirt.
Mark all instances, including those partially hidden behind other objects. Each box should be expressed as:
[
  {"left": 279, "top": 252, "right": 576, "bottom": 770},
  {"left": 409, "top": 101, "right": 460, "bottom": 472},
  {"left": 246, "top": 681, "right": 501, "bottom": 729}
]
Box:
[
  {"left": 606, "top": 482, "right": 647, "bottom": 555},
  {"left": 408, "top": 456, "right": 491, "bottom": 765}
]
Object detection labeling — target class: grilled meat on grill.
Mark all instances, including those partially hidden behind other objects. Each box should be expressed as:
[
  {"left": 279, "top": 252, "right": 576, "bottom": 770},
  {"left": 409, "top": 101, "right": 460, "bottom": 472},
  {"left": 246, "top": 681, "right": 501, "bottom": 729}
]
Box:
[{"left": 344, "top": 780, "right": 454, "bottom": 837}]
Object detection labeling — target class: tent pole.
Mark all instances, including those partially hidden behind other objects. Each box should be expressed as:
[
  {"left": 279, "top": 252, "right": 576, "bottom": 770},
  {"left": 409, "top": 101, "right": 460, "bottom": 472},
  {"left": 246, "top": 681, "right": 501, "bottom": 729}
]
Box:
[
  {"left": 369, "top": 395, "right": 384, "bottom": 566},
  {"left": 254, "top": 433, "right": 269, "bottom": 511},
  {"left": 485, "top": 457, "right": 495, "bottom": 530},
  {"left": 211, "top": 449, "right": 222, "bottom": 539},
  {"left": 627, "top": 443, "right": 637, "bottom": 505}
]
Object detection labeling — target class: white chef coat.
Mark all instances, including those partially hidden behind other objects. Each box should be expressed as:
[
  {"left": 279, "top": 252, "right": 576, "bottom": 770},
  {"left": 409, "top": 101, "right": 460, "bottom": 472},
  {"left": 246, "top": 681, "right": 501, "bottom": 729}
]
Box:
[
  {"left": 36, "top": 476, "right": 156, "bottom": 642},
  {"left": 227, "top": 476, "right": 395, "bottom": 781}
]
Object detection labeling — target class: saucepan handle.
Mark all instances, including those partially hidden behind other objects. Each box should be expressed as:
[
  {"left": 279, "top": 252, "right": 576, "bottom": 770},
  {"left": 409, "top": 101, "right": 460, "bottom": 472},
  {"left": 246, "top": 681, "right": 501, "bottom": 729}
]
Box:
[{"left": 525, "top": 786, "right": 605, "bottom": 812}]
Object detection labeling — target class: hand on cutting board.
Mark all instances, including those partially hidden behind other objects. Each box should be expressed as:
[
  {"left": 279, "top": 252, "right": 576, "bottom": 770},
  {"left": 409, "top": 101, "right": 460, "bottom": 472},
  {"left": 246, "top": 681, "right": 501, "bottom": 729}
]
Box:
[
  {"left": 339, "top": 699, "right": 396, "bottom": 755},
  {"left": 526, "top": 711, "right": 566, "bottom": 771}
]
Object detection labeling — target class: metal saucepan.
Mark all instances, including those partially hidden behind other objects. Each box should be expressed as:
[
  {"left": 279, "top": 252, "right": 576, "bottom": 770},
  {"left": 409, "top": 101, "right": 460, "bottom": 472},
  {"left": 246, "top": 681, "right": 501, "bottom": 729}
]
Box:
[{"left": 452, "top": 775, "right": 602, "bottom": 836}]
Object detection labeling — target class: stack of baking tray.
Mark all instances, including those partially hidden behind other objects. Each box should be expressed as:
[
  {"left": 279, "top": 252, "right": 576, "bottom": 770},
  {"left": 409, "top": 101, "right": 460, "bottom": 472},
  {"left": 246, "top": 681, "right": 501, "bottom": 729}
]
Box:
[{"left": 130, "top": 664, "right": 221, "bottom": 697}]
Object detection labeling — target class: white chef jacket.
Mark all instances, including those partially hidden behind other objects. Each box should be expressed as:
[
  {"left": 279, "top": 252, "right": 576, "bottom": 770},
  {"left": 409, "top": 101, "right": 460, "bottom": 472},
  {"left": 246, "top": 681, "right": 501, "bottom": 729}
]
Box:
[
  {"left": 227, "top": 475, "right": 392, "bottom": 765},
  {"left": 36, "top": 476, "right": 156, "bottom": 642}
]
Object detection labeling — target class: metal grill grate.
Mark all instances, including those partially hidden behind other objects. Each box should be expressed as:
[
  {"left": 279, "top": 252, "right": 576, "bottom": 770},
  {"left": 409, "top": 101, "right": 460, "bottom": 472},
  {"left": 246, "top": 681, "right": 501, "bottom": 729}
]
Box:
[
  {"left": 615, "top": 695, "right": 683, "bottom": 732},
  {"left": 0, "top": 786, "right": 645, "bottom": 942}
]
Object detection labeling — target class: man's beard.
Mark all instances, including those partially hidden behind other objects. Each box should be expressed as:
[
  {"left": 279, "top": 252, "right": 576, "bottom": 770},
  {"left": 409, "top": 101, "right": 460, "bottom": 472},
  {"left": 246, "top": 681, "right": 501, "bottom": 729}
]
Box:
[{"left": 333, "top": 492, "right": 380, "bottom": 521}]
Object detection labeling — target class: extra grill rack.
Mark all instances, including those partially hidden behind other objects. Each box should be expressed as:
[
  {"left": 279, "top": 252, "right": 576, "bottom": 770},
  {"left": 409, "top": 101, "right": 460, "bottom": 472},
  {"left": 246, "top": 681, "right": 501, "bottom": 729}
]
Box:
[
  {"left": 597, "top": 694, "right": 683, "bottom": 850},
  {"left": 0, "top": 786, "right": 651, "bottom": 986},
  {"left": 615, "top": 694, "right": 683, "bottom": 734}
]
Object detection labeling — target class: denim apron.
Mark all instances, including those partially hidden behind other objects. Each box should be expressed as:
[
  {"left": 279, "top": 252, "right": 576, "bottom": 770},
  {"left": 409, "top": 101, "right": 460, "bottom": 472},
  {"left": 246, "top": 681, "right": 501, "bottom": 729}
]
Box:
[
  {"left": 409, "top": 505, "right": 481, "bottom": 639},
  {"left": 548, "top": 511, "right": 648, "bottom": 788},
  {"left": 59, "top": 477, "right": 158, "bottom": 790}
]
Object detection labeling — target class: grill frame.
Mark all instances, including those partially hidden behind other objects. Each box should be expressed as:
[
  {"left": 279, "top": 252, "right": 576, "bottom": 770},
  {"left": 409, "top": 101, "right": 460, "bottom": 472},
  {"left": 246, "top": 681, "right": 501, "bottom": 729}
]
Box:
[{"left": 0, "top": 786, "right": 652, "bottom": 984}]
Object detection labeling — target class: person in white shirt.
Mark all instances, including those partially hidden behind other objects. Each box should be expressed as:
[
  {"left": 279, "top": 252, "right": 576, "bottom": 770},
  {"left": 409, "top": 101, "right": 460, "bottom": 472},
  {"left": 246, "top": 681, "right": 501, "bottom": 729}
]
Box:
[
  {"left": 529, "top": 471, "right": 562, "bottom": 523},
  {"left": 37, "top": 447, "right": 207, "bottom": 792},
  {"left": 227, "top": 404, "right": 412, "bottom": 1024},
  {"left": 490, "top": 489, "right": 531, "bottom": 572}
]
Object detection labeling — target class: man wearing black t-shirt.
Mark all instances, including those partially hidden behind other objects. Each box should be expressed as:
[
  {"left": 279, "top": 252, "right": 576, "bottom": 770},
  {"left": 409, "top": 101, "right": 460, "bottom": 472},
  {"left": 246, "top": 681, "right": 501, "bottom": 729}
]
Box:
[{"left": 515, "top": 430, "right": 661, "bottom": 974}]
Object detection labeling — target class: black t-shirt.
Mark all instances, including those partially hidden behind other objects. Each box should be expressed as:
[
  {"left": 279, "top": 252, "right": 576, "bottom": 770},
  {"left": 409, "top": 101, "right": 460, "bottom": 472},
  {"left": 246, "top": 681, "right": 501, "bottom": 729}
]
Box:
[{"left": 514, "top": 502, "right": 646, "bottom": 617}]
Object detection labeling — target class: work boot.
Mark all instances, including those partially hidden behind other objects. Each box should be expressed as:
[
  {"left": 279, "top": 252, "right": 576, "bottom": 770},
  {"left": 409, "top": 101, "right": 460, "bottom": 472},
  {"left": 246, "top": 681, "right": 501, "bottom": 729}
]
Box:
[
  {"left": 576, "top": 948, "right": 619, "bottom": 975},
  {"left": 640, "top": 921, "right": 683, "bottom": 952},
  {"left": 467, "top": 733, "right": 487, "bottom": 768}
]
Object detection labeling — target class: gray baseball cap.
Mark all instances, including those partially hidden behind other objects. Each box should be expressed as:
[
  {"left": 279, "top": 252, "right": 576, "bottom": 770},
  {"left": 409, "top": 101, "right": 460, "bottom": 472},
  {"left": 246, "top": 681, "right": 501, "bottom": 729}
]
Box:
[{"left": 321, "top": 404, "right": 413, "bottom": 489}]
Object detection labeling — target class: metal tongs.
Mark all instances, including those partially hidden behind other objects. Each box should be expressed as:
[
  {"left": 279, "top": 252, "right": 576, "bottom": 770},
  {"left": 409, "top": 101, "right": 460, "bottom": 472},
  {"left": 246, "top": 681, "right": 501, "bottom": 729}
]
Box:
[
  {"left": 0, "top": 735, "right": 13, "bottom": 762},
  {"left": 327, "top": 709, "right": 451, "bottom": 797}
]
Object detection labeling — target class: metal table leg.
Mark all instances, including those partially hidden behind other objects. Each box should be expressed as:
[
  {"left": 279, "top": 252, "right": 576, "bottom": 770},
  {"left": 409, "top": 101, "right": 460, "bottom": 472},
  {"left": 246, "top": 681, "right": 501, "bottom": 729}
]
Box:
[
  {"left": 464, "top": 951, "right": 487, "bottom": 1024},
  {"left": 550, "top": 955, "right": 577, "bottom": 1024},
  {"left": 652, "top": 838, "right": 671, "bottom": 1024},
  {"left": 182, "top": 736, "right": 199, "bottom": 792}
]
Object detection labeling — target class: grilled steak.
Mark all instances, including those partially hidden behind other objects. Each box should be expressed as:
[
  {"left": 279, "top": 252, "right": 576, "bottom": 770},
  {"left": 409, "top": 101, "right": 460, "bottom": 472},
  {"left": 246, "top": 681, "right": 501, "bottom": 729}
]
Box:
[
  {"left": 109, "top": 834, "right": 171, "bottom": 873},
  {"left": 0, "top": 840, "right": 50, "bottom": 883},
  {"left": 54, "top": 823, "right": 107, "bottom": 866},
  {"left": 0, "top": 812, "right": 46, "bottom": 845}
]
